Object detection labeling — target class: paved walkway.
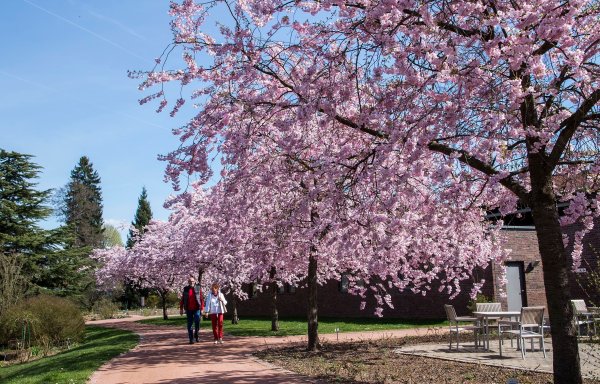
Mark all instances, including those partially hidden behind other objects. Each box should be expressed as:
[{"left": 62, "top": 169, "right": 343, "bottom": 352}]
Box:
[
  {"left": 395, "top": 340, "right": 600, "bottom": 379},
  {"left": 87, "top": 317, "right": 439, "bottom": 384},
  {"left": 89, "top": 317, "right": 600, "bottom": 383}
]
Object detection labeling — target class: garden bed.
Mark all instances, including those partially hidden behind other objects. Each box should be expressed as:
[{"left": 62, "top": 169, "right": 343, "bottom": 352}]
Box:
[{"left": 255, "top": 334, "right": 597, "bottom": 384}]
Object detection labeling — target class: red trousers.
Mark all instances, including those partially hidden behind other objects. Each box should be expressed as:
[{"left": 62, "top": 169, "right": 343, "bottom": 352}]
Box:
[{"left": 209, "top": 313, "right": 224, "bottom": 340}]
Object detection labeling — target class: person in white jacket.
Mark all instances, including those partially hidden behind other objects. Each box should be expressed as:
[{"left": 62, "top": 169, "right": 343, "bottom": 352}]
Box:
[{"left": 204, "top": 283, "right": 228, "bottom": 344}]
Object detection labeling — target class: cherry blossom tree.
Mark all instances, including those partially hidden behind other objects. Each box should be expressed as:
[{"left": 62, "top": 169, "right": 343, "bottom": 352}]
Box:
[
  {"left": 93, "top": 245, "right": 130, "bottom": 292},
  {"left": 136, "top": 0, "right": 598, "bottom": 380},
  {"left": 127, "top": 220, "right": 191, "bottom": 319},
  {"left": 138, "top": 104, "right": 506, "bottom": 349},
  {"left": 94, "top": 221, "right": 187, "bottom": 319}
]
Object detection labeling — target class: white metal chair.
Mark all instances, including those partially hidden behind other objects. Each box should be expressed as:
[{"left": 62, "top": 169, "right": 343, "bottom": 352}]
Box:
[
  {"left": 571, "top": 299, "right": 596, "bottom": 338},
  {"left": 499, "top": 306, "right": 547, "bottom": 359},
  {"left": 475, "top": 302, "right": 503, "bottom": 347},
  {"left": 475, "top": 302, "right": 503, "bottom": 325},
  {"left": 475, "top": 302, "right": 501, "bottom": 312},
  {"left": 444, "top": 304, "right": 481, "bottom": 350}
]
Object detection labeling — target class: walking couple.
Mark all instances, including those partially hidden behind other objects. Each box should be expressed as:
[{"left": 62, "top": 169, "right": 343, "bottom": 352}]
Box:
[{"left": 179, "top": 276, "right": 228, "bottom": 345}]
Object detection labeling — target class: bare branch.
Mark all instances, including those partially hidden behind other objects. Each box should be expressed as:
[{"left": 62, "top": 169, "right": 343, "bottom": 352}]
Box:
[
  {"left": 548, "top": 89, "right": 600, "bottom": 168},
  {"left": 428, "top": 142, "right": 530, "bottom": 200}
]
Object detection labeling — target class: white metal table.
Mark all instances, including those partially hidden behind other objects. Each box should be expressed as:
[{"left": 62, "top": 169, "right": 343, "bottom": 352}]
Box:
[{"left": 472, "top": 311, "right": 521, "bottom": 350}]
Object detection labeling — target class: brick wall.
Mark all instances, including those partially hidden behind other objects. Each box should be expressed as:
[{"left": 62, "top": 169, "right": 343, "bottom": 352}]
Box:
[
  {"left": 564, "top": 217, "right": 600, "bottom": 305},
  {"left": 233, "top": 224, "right": 599, "bottom": 319},
  {"left": 493, "top": 228, "right": 547, "bottom": 309},
  {"left": 233, "top": 278, "right": 481, "bottom": 320}
]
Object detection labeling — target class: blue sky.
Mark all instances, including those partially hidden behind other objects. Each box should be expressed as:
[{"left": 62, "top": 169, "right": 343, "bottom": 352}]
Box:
[{"left": 1, "top": 1, "right": 210, "bottom": 240}]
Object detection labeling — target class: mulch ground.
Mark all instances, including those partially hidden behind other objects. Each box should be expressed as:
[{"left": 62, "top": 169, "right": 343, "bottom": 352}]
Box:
[{"left": 255, "top": 334, "right": 597, "bottom": 384}]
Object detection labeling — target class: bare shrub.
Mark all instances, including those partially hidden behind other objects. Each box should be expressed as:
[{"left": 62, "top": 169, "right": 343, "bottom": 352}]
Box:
[
  {"left": 91, "top": 297, "right": 119, "bottom": 319},
  {"left": 0, "top": 294, "right": 84, "bottom": 349},
  {"left": 0, "top": 254, "right": 28, "bottom": 314}
]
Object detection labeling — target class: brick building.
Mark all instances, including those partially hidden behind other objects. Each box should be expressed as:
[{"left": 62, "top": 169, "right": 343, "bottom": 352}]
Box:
[{"left": 234, "top": 222, "right": 599, "bottom": 319}]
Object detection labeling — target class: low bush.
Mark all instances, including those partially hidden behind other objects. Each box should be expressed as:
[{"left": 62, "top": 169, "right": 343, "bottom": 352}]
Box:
[
  {"left": 91, "top": 298, "right": 119, "bottom": 320},
  {"left": 146, "top": 291, "right": 179, "bottom": 309},
  {"left": 0, "top": 294, "right": 84, "bottom": 351}
]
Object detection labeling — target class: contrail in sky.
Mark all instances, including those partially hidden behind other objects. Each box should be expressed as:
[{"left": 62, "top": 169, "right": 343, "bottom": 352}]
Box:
[
  {"left": 0, "top": 69, "right": 166, "bottom": 130},
  {"left": 87, "top": 9, "right": 146, "bottom": 41},
  {"left": 0, "top": 69, "right": 54, "bottom": 92},
  {"left": 22, "top": 0, "right": 148, "bottom": 62}
]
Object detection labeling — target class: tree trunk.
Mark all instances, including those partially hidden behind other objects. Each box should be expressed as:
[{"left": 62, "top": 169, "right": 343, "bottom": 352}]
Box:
[
  {"left": 270, "top": 266, "right": 279, "bottom": 332},
  {"left": 307, "top": 252, "right": 319, "bottom": 351},
  {"left": 197, "top": 268, "right": 204, "bottom": 287},
  {"left": 159, "top": 290, "right": 169, "bottom": 320},
  {"left": 529, "top": 166, "right": 581, "bottom": 383},
  {"left": 231, "top": 296, "right": 239, "bottom": 324}
]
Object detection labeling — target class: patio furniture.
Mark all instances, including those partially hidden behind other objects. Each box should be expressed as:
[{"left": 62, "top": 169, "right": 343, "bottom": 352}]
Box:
[
  {"left": 473, "top": 310, "right": 521, "bottom": 350},
  {"left": 474, "top": 303, "right": 501, "bottom": 347},
  {"left": 444, "top": 304, "right": 481, "bottom": 350},
  {"left": 475, "top": 302, "right": 502, "bottom": 312},
  {"left": 499, "top": 306, "right": 547, "bottom": 359},
  {"left": 572, "top": 299, "right": 597, "bottom": 338}
]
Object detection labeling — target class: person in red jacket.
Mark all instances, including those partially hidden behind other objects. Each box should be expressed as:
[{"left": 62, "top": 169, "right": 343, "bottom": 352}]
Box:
[{"left": 179, "top": 275, "right": 204, "bottom": 344}]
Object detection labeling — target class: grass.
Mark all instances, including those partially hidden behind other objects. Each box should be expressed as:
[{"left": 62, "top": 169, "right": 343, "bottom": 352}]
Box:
[
  {"left": 0, "top": 326, "right": 139, "bottom": 384},
  {"left": 138, "top": 315, "right": 447, "bottom": 337}
]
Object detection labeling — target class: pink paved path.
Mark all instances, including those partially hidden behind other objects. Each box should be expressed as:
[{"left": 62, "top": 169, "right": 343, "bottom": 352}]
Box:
[{"left": 88, "top": 316, "right": 442, "bottom": 384}]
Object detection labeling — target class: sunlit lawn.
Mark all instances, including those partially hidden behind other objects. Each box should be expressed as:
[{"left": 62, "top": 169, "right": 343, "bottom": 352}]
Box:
[
  {"left": 138, "top": 315, "right": 447, "bottom": 337},
  {"left": 0, "top": 326, "right": 138, "bottom": 384}
]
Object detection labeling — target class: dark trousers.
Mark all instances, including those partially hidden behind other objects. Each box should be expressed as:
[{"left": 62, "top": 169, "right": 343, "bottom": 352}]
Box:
[{"left": 186, "top": 310, "right": 200, "bottom": 341}]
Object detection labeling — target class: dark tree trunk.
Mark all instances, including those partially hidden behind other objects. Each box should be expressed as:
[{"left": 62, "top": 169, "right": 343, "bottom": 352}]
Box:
[
  {"left": 307, "top": 252, "right": 319, "bottom": 351},
  {"left": 231, "top": 296, "right": 239, "bottom": 324},
  {"left": 159, "top": 290, "right": 169, "bottom": 320},
  {"left": 197, "top": 268, "right": 204, "bottom": 287},
  {"left": 529, "top": 158, "right": 581, "bottom": 384},
  {"left": 270, "top": 266, "right": 279, "bottom": 332}
]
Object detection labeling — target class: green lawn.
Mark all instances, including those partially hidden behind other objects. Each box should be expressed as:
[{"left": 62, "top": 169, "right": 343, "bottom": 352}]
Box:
[
  {"left": 138, "top": 315, "right": 447, "bottom": 337},
  {"left": 0, "top": 326, "right": 139, "bottom": 384}
]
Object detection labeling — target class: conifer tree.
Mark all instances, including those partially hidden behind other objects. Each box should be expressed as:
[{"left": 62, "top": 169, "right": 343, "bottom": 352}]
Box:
[
  {"left": 48, "top": 156, "right": 105, "bottom": 304},
  {"left": 62, "top": 156, "right": 104, "bottom": 248},
  {"left": 0, "top": 149, "right": 53, "bottom": 278},
  {"left": 122, "top": 187, "right": 153, "bottom": 309},
  {"left": 0, "top": 150, "right": 98, "bottom": 298},
  {"left": 126, "top": 187, "right": 152, "bottom": 248}
]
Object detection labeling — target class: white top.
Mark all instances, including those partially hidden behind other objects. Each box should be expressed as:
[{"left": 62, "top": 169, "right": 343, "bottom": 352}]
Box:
[{"left": 204, "top": 291, "right": 228, "bottom": 314}]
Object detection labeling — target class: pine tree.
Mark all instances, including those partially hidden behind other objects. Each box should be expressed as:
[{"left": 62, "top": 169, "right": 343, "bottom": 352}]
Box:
[
  {"left": 0, "top": 149, "right": 53, "bottom": 276},
  {"left": 47, "top": 156, "right": 105, "bottom": 305},
  {"left": 121, "top": 187, "right": 153, "bottom": 309},
  {"left": 0, "top": 150, "right": 96, "bottom": 298},
  {"left": 63, "top": 156, "right": 104, "bottom": 248},
  {"left": 36, "top": 226, "right": 97, "bottom": 297},
  {"left": 126, "top": 187, "right": 152, "bottom": 248}
]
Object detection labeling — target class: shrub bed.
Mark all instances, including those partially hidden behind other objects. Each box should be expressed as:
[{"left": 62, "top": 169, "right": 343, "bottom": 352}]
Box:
[{"left": 0, "top": 294, "right": 84, "bottom": 360}]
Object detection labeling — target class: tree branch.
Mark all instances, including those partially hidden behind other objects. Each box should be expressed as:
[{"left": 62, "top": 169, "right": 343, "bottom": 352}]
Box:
[
  {"left": 548, "top": 89, "right": 600, "bottom": 168},
  {"left": 427, "top": 142, "right": 530, "bottom": 200}
]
